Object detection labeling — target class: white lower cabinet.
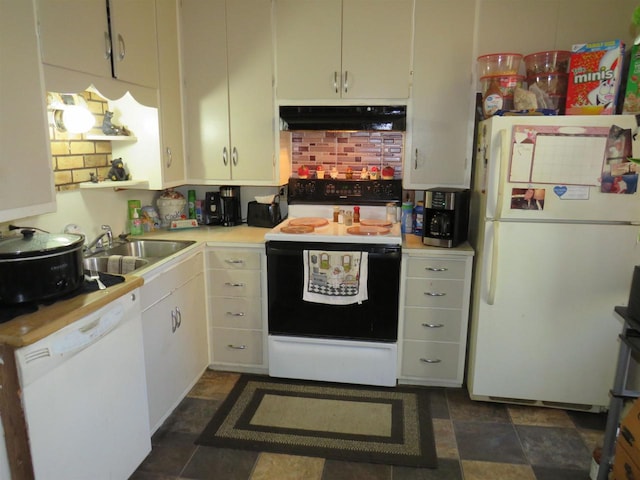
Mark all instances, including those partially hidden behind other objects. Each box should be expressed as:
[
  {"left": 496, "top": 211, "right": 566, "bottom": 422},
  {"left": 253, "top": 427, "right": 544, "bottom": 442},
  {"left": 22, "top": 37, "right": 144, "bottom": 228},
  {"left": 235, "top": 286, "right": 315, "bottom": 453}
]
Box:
[
  {"left": 399, "top": 251, "right": 473, "bottom": 387},
  {"left": 141, "top": 250, "right": 208, "bottom": 433},
  {"left": 207, "top": 246, "right": 266, "bottom": 373}
]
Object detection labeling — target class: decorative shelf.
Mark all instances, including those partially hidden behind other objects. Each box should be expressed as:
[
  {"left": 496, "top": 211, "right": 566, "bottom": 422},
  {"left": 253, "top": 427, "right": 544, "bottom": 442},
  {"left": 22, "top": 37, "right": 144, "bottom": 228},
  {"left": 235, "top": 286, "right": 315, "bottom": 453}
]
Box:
[
  {"left": 79, "top": 180, "right": 149, "bottom": 190},
  {"left": 84, "top": 134, "right": 137, "bottom": 142}
]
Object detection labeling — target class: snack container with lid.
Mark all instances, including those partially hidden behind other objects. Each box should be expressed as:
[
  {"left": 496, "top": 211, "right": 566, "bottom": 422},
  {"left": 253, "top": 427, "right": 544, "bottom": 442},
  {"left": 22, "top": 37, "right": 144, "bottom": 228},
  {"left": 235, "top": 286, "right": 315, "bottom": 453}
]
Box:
[{"left": 477, "top": 53, "right": 523, "bottom": 76}]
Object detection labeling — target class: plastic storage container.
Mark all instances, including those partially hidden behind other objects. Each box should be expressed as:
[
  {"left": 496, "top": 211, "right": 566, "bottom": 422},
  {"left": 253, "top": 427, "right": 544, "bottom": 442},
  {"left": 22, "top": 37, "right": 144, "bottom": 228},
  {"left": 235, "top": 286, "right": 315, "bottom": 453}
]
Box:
[
  {"left": 526, "top": 73, "right": 568, "bottom": 96},
  {"left": 477, "top": 53, "right": 523, "bottom": 77},
  {"left": 524, "top": 50, "right": 571, "bottom": 77},
  {"left": 480, "top": 74, "right": 525, "bottom": 98}
]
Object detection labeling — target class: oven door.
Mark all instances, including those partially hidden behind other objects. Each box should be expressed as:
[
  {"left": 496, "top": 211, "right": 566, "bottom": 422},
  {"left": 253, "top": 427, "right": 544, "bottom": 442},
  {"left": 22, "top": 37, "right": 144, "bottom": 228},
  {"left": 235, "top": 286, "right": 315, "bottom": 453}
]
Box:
[{"left": 266, "top": 240, "right": 401, "bottom": 342}]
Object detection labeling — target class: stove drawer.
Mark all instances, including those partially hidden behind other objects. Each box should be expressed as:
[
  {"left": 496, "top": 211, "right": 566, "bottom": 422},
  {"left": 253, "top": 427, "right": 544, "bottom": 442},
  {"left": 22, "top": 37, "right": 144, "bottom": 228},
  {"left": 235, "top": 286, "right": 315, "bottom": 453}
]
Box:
[
  {"left": 405, "top": 278, "right": 464, "bottom": 308},
  {"left": 401, "top": 340, "right": 460, "bottom": 381},
  {"left": 211, "top": 329, "right": 263, "bottom": 365}
]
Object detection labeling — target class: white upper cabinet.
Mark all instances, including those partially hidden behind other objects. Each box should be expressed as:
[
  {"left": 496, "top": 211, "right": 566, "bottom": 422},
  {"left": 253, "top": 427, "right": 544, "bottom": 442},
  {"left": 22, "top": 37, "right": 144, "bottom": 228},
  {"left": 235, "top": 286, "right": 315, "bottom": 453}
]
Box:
[
  {"left": 37, "top": 0, "right": 158, "bottom": 89},
  {"left": 1, "top": 0, "right": 56, "bottom": 222},
  {"left": 181, "top": 0, "right": 280, "bottom": 184},
  {"left": 155, "top": 0, "right": 185, "bottom": 186},
  {"left": 404, "top": 0, "right": 475, "bottom": 190},
  {"left": 275, "top": 0, "right": 414, "bottom": 100}
]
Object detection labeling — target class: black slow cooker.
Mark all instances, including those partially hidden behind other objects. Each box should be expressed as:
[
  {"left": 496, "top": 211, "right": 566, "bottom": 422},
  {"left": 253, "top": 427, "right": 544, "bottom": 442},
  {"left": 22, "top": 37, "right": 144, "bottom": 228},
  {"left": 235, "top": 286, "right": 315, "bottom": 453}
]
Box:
[{"left": 0, "top": 229, "right": 85, "bottom": 304}]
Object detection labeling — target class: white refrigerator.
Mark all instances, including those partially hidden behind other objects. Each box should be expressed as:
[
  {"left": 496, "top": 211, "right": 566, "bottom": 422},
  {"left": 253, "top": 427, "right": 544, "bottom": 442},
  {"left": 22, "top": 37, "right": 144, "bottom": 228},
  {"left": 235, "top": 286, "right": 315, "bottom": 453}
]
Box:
[{"left": 467, "top": 114, "right": 640, "bottom": 411}]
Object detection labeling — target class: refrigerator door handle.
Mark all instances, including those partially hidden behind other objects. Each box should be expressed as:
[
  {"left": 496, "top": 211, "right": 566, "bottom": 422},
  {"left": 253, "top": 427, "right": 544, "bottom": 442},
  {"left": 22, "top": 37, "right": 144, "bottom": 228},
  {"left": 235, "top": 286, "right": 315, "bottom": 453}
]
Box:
[
  {"left": 488, "top": 220, "right": 499, "bottom": 305},
  {"left": 494, "top": 129, "right": 509, "bottom": 222}
]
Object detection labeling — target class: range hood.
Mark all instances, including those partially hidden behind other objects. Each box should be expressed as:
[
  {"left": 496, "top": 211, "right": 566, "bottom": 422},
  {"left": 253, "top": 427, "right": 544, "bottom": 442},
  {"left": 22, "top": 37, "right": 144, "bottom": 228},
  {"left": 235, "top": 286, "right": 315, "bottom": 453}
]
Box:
[{"left": 279, "top": 106, "right": 406, "bottom": 131}]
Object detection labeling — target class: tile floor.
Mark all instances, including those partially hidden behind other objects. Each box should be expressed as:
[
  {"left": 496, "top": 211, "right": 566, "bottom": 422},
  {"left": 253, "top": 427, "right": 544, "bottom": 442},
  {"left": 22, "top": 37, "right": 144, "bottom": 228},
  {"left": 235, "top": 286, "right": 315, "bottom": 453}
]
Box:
[{"left": 131, "top": 370, "right": 605, "bottom": 479}]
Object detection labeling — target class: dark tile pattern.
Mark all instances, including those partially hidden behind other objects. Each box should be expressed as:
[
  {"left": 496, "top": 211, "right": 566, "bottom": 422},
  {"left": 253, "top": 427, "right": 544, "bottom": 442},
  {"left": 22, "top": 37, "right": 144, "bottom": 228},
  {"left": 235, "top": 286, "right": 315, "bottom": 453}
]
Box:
[{"left": 131, "top": 370, "right": 605, "bottom": 480}]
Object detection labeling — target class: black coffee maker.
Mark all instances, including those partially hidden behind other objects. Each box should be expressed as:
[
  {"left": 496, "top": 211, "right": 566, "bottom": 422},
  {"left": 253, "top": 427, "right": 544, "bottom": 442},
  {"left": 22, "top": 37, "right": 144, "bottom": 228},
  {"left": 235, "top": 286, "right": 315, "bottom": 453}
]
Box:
[
  {"left": 220, "top": 186, "right": 242, "bottom": 226},
  {"left": 423, "top": 188, "right": 470, "bottom": 248},
  {"left": 202, "top": 191, "right": 222, "bottom": 225}
]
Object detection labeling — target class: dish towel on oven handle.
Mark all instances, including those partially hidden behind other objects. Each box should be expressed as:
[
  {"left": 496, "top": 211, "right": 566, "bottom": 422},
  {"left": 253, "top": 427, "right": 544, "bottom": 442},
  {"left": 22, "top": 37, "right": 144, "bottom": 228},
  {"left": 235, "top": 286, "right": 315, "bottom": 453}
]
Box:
[{"left": 302, "top": 250, "right": 368, "bottom": 305}]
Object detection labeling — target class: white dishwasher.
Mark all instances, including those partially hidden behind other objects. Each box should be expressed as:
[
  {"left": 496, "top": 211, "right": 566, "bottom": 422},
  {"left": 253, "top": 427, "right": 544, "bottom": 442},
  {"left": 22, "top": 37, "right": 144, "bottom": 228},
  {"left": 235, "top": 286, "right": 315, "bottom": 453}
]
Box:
[{"left": 15, "top": 289, "right": 150, "bottom": 480}]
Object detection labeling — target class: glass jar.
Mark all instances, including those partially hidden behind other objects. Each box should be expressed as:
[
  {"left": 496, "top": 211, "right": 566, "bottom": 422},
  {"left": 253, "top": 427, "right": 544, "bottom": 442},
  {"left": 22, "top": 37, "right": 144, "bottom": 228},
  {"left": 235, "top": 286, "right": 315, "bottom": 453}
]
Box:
[{"left": 343, "top": 210, "right": 353, "bottom": 226}]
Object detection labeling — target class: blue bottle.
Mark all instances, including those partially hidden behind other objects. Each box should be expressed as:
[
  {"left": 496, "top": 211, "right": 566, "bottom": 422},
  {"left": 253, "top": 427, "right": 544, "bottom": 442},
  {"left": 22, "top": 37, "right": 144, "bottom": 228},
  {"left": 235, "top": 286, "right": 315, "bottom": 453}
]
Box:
[
  {"left": 413, "top": 201, "right": 424, "bottom": 236},
  {"left": 401, "top": 202, "right": 413, "bottom": 234}
]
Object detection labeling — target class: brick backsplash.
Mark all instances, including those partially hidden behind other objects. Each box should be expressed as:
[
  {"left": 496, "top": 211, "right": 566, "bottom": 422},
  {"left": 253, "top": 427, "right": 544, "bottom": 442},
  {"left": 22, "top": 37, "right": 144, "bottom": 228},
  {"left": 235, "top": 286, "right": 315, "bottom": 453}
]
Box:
[
  {"left": 49, "top": 91, "right": 113, "bottom": 191},
  {"left": 290, "top": 131, "right": 404, "bottom": 179}
]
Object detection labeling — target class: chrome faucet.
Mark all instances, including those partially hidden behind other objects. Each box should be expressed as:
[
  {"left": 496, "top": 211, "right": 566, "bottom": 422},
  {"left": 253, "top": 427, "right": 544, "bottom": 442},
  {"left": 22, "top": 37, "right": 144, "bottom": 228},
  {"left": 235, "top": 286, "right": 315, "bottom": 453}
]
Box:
[{"left": 86, "top": 225, "right": 113, "bottom": 252}]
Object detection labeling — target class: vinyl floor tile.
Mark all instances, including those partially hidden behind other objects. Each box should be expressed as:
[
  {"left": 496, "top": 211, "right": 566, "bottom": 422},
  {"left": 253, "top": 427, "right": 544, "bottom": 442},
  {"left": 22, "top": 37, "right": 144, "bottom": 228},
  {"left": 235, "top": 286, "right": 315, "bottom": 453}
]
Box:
[
  {"left": 453, "top": 421, "right": 527, "bottom": 464},
  {"left": 180, "top": 446, "right": 258, "bottom": 480},
  {"left": 157, "top": 397, "right": 220, "bottom": 436},
  {"left": 251, "top": 453, "right": 324, "bottom": 480},
  {"left": 461, "top": 460, "right": 536, "bottom": 480},
  {"left": 446, "top": 389, "right": 511, "bottom": 423},
  {"left": 188, "top": 370, "right": 240, "bottom": 399},
  {"left": 320, "top": 459, "right": 390, "bottom": 480},
  {"left": 532, "top": 465, "right": 591, "bottom": 480},
  {"left": 432, "top": 418, "right": 459, "bottom": 459},
  {"left": 515, "top": 425, "right": 592, "bottom": 469},
  {"left": 507, "top": 405, "right": 574, "bottom": 428},
  {"left": 392, "top": 459, "right": 462, "bottom": 480}
]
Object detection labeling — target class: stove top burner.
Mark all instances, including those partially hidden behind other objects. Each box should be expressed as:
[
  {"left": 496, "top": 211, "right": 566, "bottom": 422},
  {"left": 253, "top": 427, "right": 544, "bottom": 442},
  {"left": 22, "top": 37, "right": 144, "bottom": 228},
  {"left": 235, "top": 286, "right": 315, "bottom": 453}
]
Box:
[{"left": 0, "top": 271, "right": 125, "bottom": 324}]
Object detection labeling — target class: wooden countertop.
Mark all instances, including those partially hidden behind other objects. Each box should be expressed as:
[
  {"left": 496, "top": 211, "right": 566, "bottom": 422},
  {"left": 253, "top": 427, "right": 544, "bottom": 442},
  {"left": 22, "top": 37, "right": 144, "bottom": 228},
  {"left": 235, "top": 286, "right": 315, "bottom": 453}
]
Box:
[{"left": 0, "top": 275, "right": 143, "bottom": 348}]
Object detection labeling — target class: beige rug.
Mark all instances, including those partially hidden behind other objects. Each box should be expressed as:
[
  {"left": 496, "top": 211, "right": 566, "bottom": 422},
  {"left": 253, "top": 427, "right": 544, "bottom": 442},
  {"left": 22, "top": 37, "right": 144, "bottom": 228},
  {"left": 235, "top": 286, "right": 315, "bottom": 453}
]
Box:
[{"left": 196, "top": 375, "right": 437, "bottom": 468}]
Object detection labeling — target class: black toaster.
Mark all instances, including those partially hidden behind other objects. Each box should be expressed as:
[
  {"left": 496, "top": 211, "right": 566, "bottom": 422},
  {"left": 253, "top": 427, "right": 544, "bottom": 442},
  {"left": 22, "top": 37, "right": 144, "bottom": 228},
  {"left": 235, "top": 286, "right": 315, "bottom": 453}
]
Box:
[{"left": 247, "top": 199, "right": 282, "bottom": 228}]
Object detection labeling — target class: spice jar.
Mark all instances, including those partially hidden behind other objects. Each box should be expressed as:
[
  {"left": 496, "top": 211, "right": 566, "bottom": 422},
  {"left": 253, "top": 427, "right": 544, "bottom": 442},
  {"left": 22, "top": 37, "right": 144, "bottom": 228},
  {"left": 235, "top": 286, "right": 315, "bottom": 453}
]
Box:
[
  {"left": 353, "top": 206, "right": 360, "bottom": 223},
  {"left": 344, "top": 211, "right": 353, "bottom": 226},
  {"left": 386, "top": 203, "right": 397, "bottom": 224},
  {"left": 333, "top": 206, "right": 340, "bottom": 223}
]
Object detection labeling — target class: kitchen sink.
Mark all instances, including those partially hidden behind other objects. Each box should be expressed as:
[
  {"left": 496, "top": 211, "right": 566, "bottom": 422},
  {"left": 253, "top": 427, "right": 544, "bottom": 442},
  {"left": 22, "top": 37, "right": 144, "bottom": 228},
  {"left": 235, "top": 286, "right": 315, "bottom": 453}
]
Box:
[
  {"left": 83, "top": 256, "right": 149, "bottom": 275},
  {"left": 85, "top": 239, "right": 196, "bottom": 273},
  {"left": 100, "top": 239, "right": 196, "bottom": 259}
]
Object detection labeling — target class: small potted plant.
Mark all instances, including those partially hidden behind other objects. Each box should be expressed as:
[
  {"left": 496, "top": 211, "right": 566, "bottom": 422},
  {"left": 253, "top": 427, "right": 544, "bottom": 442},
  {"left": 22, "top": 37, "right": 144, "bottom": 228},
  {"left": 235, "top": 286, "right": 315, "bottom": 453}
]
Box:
[
  {"left": 316, "top": 164, "right": 325, "bottom": 179},
  {"left": 359, "top": 167, "right": 369, "bottom": 179},
  {"left": 330, "top": 166, "right": 339, "bottom": 179},
  {"left": 298, "top": 165, "right": 309, "bottom": 179},
  {"left": 345, "top": 166, "right": 353, "bottom": 179},
  {"left": 369, "top": 166, "right": 379, "bottom": 180},
  {"left": 382, "top": 165, "right": 395, "bottom": 180}
]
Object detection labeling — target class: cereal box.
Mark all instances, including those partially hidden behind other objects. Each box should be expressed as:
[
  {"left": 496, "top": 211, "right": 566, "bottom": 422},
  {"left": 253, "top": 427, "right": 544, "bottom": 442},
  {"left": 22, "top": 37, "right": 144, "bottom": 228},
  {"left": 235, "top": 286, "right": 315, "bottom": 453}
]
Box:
[
  {"left": 565, "top": 40, "right": 624, "bottom": 115},
  {"left": 623, "top": 44, "right": 640, "bottom": 113}
]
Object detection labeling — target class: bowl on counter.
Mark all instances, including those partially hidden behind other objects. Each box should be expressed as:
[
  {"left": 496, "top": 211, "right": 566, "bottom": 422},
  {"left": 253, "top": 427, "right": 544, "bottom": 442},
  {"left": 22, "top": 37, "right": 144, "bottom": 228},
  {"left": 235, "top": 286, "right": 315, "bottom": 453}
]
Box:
[
  {"left": 524, "top": 50, "right": 571, "bottom": 77},
  {"left": 477, "top": 53, "right": 523, "bottom": 77}
]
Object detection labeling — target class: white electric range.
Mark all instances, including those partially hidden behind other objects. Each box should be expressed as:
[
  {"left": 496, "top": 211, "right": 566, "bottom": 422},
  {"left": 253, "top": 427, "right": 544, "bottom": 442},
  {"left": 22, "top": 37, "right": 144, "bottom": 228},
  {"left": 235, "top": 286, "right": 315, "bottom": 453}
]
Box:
[{"left": 265, "top": 179, "right": 403, "bottom": 387}]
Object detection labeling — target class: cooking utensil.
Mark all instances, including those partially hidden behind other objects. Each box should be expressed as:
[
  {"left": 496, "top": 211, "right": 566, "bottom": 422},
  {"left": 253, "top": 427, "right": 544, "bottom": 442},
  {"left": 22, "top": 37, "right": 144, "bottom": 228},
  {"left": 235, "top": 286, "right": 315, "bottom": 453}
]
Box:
[
  {"left": 87, "top": 269, "right": 107, "bottom": 290},
  {"left": 0, "top": 228, "right": 84, "bottom": 304}
]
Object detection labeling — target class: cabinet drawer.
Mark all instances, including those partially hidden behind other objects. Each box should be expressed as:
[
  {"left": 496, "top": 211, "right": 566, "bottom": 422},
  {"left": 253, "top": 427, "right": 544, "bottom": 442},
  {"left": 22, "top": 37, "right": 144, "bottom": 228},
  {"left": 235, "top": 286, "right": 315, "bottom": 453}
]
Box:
[
  {"left": 207, "top": 249, "right": 261, "bottom": 270},
  {"left": 142, "top": 252, "right": 203, "bottom": 311},
  {"left": 406, "top": 257, "right": 467, "bottom": 280},
  {"left": 403, "top": 308, "right": 462, "bottom": 342},
  {"left": 211, "top": 328, "right": 263, "bottom": 365},
  {"left": 405, "top": 278, "right": 464, "bottom": 308},
  {"left": 210, "top": 296, "right": 262, "bottom": 330},
  {"left": 208, "top": 269, "right": 261, "bottom": 297},
  {"left": 401, "top": 340, "right": 460, "bottom": 381}
]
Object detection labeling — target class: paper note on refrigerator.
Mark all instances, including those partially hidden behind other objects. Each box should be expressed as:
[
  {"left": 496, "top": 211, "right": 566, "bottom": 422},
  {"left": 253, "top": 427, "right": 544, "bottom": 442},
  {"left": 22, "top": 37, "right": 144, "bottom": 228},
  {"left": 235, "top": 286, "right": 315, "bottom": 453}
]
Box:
[{"left": 509, "top": 125, "right": 609, "bottom": 186}]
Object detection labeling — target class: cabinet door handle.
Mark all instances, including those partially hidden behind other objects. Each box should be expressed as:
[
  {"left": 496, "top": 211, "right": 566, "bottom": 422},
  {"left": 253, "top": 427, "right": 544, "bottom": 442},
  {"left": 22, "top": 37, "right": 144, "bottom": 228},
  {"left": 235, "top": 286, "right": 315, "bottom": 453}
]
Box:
[
  {"left": 223, "top": 147, "right": 228, "bottom": 166},
  {"left": 420, "top": 358, "right": 442, "bottom": 364},
  {"left": 171, "top": 309, "right": 177, "bottom": 333},
  {"left": 228, "top": 344, "right": 247, "bottom": 350},
  {"left": 104, "top": 31, "right": 112, "bottom": 59},
  {"left": 224, "top": 282, "right": 245, "bottom": 287},
  {"left": 424, "top": 292, "right": 446, "bottom": 297},
  {"left": 343, "top": 71, "right": 349, "bottom": 93},
  {"left": 165, "top": 147, "right": 173, "bottom": 168},
  {"left": 232, "top": 147, "right": 238, "bottom": 166},
  {"left": 421, "top": 323, "right": 444, "bottom": 328},
  {"left": 117, "top": 33, "right": 125, "bottom": 61},
  {"left": 175, "top": 307, "right": 182, "bottom": 328},
  {"left": 426, "top": 267, "right": 447, "bottom": 272},
  {"left": 226, "top": 312, "right": 246, "bottom": 317},
  {"left": 225, "top": 259, "right": 245, "bottom": 265},
  {"left": 333, "top": 71, "right": 339, "bottom": 93}
]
